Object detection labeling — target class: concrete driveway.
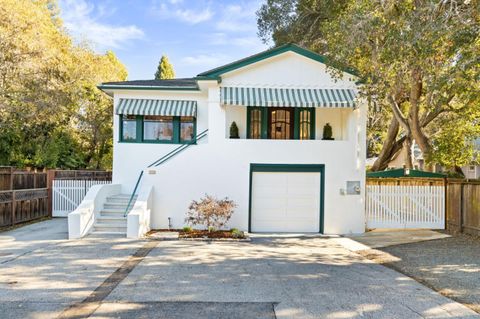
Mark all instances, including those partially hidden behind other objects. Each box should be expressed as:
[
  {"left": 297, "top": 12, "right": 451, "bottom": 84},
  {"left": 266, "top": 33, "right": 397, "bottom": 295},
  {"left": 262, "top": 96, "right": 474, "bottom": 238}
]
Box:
[{"left": 1, "top": 220, "right": 478, "bottom": 319}]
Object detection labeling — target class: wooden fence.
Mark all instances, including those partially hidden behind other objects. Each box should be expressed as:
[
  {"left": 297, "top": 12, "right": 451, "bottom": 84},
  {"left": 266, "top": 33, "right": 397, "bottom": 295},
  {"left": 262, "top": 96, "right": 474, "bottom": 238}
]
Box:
[
  {"left": 0, "top": 167, "right": 111, "bottom": 228},
  {"left": 366, "top": 178, "right": 445, "bottom": 229},
  {"left": 446, "top": 179, "right": 480, "bottom": 236}
]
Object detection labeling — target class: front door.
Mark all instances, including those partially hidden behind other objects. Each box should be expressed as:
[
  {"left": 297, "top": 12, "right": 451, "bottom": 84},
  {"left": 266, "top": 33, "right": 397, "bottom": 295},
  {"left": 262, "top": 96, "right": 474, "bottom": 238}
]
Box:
[{"left": 267, "top": 108, "right": 294, "bottom": 139}]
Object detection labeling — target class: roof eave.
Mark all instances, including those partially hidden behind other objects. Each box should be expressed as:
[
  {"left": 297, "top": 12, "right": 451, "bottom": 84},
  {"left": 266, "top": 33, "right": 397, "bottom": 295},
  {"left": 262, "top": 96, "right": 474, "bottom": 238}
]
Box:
[{"left": 97, "top": 84, "right": 200, "bottom": 92}]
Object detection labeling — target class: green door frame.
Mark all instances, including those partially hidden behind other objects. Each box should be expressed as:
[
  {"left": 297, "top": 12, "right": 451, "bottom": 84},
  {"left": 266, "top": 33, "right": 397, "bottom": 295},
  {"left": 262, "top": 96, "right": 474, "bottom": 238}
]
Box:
[{"left": 248, "top": 164, "right": 325, "bottom": 233}]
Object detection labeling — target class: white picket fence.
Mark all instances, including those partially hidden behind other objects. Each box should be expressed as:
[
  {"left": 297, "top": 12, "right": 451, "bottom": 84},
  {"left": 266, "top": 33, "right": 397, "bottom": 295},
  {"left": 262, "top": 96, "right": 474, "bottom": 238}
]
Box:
[
  {"left": 52, "top": 179, "right": 111, "bottom": 217},
  {"left": 366, "top": 184, "right": 445, "bottom": 229}
]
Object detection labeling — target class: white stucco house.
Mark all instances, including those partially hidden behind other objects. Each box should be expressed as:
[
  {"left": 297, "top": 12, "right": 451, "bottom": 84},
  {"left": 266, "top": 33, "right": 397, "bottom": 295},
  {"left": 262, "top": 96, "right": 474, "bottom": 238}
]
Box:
[{"left": 68, "top": 44, "right": 367, "bottom": 239}]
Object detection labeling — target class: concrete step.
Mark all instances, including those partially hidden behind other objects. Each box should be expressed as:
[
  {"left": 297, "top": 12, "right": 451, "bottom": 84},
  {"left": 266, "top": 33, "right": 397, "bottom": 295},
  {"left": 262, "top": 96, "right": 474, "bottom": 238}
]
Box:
[
  {"left": 107, "top": 194, "right": 137, "bottom": 201},
  {"left": 100, "top": 208, "right": 127, "bottom": 214},
  {"left": 103, "top": 203, "right": 132, "bottom": 210},
  {"left": 94, "top": 221, "right": 127, "bottom": 227},
  {"left": 91, "top": 230, "right": 126, "bottom": 235},
  {"left": 97, "top": 216, "right": 127, "bottom": 223},
  {"left": 93, "top": 225, "right": 127, "bottom": 233}
]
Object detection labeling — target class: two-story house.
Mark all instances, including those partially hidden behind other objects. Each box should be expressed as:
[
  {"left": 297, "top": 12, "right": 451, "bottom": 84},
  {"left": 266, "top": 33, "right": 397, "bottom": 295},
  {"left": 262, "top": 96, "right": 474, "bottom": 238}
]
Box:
[{"left": 68, "top": 44, "right": 367, "bottom": 239}]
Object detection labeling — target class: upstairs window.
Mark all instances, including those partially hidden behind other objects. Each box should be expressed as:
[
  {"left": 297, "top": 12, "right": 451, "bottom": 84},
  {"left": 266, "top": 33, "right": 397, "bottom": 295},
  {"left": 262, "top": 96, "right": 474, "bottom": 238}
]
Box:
[
  {"left": 120, "top": 115, "right": 196, "bottom": 144},
  {"left": 246, "top": 107, "right": 315, "bottom": 140},
  {"left": 121, "top": 115, "right": 137, "bottom": 141},
  {"left": 248, "top": 108, "right": 263, "bottom": 139},
  {"left": 180, "top": 116, "right": 195, "bottom": 142},
  {"left": 144, "top": 116, "right": 174, "bottom": 141}
]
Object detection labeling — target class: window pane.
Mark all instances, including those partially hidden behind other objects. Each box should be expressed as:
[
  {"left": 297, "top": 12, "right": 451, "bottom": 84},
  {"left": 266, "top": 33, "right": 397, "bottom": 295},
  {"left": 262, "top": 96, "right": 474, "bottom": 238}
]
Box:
[
  {"left": 250, "top": 109, "right": 262, "bottom": 139},
  {"left": 144, "top": 116, "right": 173, "bottom": 141},
  {"left": 270, "top": 109, "right": 292, "bottom": 139},
  {"left": 122, "top": 115, "right": 137, "bottom": 141},
  {"left": 180, "top": 116, "right": 195, "bottom": 142},
  {"left": 299, "top": 110, "right": 311, "bottom": 140}
]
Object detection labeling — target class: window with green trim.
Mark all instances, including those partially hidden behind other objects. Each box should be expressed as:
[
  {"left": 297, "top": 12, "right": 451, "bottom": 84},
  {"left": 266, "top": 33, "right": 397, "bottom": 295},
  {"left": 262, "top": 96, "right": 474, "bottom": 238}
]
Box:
[
  {"left": 180, "top": 116, "right": 195, "bottom": 142},
  {"left": 144, "top": 116, "right": 174, "bottom": 141},
  {"left": 121, "top": 115, "right": 138, "bottom": 141},
  {"left": 247, "top": 107, "right": 315, "bottom": 140},
  {"left": 120, "top": 115, "right": 196, "bottom": 144},
  {"left": 249, "top": 109, "right": 263, "bottom": 139}
]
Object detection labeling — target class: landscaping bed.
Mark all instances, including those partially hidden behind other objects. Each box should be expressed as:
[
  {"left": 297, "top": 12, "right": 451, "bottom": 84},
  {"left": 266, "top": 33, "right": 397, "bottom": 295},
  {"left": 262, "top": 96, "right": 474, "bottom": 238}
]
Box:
[{"left": 147, "top": 229, "right": 249, "bottom": 241}]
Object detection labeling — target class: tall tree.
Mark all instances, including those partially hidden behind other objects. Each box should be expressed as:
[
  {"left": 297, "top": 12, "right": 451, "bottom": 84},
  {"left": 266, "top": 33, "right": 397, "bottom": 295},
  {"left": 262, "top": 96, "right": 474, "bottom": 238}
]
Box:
[
  {"left": 154, "top": 55, "right": 175, "bottom": 80},
  {"left": 258, "top": 0, "right": 480, "bottom": 172},
  {"left": 0, "top": 0, "right": 127, "bottom": 169}
]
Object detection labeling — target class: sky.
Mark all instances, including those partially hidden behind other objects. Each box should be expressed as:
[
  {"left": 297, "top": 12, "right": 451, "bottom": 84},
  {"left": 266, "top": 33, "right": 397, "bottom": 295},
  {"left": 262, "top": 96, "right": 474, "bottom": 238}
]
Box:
[{"left": 58, "top": 0, "right": 270, "bottom": 80}]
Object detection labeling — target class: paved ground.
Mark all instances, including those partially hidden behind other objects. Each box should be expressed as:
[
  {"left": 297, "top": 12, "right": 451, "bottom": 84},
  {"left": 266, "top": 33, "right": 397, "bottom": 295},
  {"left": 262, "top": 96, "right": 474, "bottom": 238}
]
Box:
[
  {"left": 0, "top": 219, "right": 144, "bottom": 319},
  {"left": 356, "top": 234, "right": 480, "bottom": 314},
  {"left": 1, "top": 220, "right": 478, "bottom": 319},
  {"left": 347, "top": 229, "right": 451, "bottom": 249}
]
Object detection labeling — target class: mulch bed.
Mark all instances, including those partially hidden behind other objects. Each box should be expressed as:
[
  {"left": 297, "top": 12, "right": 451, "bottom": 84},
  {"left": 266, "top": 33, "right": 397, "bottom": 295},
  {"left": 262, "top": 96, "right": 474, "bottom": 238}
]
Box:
[
  {"left": 179, "top": 230, "right": 246, "bottom": 239},
  {"left": 147, "top": 229, "right": 247, "bottom": 240}
]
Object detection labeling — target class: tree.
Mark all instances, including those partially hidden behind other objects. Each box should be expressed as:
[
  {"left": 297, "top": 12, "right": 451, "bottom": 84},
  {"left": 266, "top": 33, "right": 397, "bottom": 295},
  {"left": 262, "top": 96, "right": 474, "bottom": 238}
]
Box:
[
  {"left": 257, "top": 0, "right": 480, "bottom": 172},
  {"left": 0, "top": 0, "right": 127, "bottom": 169},
  {"left": 154, "top": 55, "right": 175, "bottom": 80}
]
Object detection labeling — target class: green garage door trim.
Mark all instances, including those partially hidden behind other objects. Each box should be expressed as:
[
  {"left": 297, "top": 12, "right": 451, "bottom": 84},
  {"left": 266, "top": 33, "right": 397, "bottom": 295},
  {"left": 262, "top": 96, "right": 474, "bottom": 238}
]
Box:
[
  {"left": 222, "top": 87, "right": 356, "bottom": 108},
  {"left": 116, "top": 98, "right": 197, "bottom": 117},
  {"left": 249, "top": 164, "right": 325, "bottom": 233}
]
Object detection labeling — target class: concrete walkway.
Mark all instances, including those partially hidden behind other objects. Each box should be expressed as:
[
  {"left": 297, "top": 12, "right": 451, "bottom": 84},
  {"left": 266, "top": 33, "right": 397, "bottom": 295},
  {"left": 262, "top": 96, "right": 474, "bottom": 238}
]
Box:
[
  {"left": 1, "top": 222, "right": 478, "bottom": 318},
  {"left": 0, "top": 219, "right": 144, "bottom": 319}
]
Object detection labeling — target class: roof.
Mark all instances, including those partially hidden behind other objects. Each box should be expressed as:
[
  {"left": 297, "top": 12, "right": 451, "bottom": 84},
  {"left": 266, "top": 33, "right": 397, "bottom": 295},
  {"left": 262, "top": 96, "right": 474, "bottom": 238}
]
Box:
[
  {"left": 367, "top": 168, "right": 446, "bottom": 178},
  {"left": 98, "top": 78, "right": 200, "bottom": 91},
  {"left": 198, "top": 43, "right": 358, "bottom": 78},
  {"left": 98, "top": 44, "right": 358, "bottom": 93}
]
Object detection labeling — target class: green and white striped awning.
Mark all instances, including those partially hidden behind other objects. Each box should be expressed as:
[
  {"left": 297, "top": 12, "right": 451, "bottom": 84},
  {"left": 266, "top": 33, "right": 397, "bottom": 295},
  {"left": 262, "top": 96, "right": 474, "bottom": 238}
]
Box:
[
  {"left": 115, "top": 98, "right": 197, "bottom": 116},
  {"left": 221, "top": 87, "right": 357, "bottom": 108}
]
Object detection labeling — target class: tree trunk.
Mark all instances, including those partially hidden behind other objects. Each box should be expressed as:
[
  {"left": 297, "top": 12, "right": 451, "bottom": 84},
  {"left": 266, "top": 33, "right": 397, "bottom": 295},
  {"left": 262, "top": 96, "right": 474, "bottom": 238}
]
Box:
[
  {"left": 371, "top": 117, "right": 399, "bottom": 171},
  {"left": 403, "top": 137, "right": 413, "bottom": 169}
]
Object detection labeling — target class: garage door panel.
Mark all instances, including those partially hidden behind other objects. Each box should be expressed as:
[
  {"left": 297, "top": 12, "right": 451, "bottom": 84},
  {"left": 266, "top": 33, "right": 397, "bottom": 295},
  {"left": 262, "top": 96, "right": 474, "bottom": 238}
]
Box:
[{"left": 251, "top": 171, "right": 321, "bottom": 233}]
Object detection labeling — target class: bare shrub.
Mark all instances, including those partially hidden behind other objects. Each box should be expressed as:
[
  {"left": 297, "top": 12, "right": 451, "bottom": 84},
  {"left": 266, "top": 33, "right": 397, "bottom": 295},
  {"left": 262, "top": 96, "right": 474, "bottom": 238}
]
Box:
[{"left": 185, "top": 194, "right": 236, "bottom": 231}]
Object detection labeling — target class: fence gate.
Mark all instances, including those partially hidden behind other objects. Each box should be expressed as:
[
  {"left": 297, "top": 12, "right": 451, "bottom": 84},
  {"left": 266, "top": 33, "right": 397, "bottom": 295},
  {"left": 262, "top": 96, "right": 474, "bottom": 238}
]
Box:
[
  {"left": 52, "top": 180, "right": 110, "bottom": 217},
  {"left": 366, "top": 178, "right": 445, "bottom": 229}
]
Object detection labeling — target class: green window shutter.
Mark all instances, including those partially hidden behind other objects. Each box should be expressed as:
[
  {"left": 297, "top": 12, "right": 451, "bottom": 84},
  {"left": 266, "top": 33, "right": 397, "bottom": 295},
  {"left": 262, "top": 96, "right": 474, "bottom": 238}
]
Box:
[
  {"left": 137, "top": 115, "right": 143, "bottom": 142},
  {"left": 173, "top": 117, "right": 180, "bottom": 143},
  {"left": 261, "top": 107, "right": 268, "bottom": 139}
]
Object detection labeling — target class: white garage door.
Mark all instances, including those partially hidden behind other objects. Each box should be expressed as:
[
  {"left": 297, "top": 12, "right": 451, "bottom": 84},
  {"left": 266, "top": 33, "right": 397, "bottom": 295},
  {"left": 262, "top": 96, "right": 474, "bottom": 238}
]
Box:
[{"left": 251, "top": 172, "right": 321, "bottom": 232}]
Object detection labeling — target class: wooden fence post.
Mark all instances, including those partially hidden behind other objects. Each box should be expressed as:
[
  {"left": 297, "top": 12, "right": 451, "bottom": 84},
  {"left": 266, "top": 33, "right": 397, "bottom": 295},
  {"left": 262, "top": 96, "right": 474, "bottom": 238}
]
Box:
[
  {"left": 11, "top": 190, "right": 16, "bottom": 226},
  {"left": 9, "top": 167, "right": 14, "bottom": 191},
  {"left": 460, "top": 182, "right": 464, "bottom": 234},
  {"left": 46, "top": 169, "right": 56, "bottom": 217}
]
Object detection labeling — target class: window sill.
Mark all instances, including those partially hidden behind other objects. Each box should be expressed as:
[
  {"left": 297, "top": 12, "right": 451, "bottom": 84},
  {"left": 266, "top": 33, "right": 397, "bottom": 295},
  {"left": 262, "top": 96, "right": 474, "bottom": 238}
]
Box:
[{"left": 118, "top": 140, "right": 197, "bottom": 145}]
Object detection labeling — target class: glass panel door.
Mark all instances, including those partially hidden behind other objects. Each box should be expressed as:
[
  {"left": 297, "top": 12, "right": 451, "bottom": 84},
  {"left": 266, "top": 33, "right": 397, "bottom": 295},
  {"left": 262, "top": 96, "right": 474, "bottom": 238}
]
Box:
[{"left": 268, "top": 108, "right": 293, "bottom": 139}]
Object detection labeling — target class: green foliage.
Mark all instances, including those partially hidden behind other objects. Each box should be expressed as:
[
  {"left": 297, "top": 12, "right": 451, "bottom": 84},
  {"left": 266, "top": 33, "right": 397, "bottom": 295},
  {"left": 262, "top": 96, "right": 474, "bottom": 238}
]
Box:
[
  {"left": 230, "top": 228, "right": 244, "bottom": 238},
  {"left": 182, "top": 226, "right": 193, "bottom": 233},
  {"left": 155, "top": 55, "right": 175, "bottom": 80},
  {"left": 229, "top": 121, "right": 239, "bottom": 138},
  {"left": 0, "top": 0, "right": 127, "bottom": 169},
  {"left": 322, "top": 123, "right": 333, "bottom": 140},
  {"left": 257, "top": 0, "right": 480, "bottom": 170}
]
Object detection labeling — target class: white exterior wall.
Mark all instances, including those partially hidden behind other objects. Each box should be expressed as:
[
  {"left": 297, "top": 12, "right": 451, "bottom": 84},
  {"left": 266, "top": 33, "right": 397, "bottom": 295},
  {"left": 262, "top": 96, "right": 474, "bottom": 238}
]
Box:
[{"left": 112, "top": 51, "right": 366, "bottom": 234}]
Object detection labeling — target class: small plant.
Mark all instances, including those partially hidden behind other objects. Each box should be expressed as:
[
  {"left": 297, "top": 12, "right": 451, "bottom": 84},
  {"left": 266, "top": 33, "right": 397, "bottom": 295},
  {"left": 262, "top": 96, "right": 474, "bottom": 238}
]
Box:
[
  {"left": 182, "top": 226, "right": 192, "bottom": 233},
  {"left": 322, "top": 123, "right": 334, "bottom": 140},
  {"left": 208, "top": 226, "right": 216, "bottom": 233},
  {"left": 231, "top": 228, "right": 244, "bottom": 238},
  {"left": 229, "top": 121, "right": 239, "bottom": 138},
  {"left": 185, "top": 194, "right": 237, "bottom": 230}
]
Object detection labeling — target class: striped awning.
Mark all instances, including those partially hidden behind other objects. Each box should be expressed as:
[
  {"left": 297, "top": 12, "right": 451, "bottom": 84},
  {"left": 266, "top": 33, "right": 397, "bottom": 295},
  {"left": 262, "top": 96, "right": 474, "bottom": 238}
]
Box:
[
  {"left": 221, "top": 87, "right": 357, "bottom": 108},
  {"left": 115, "top": 98, "right": 197, "bottom": 116}
]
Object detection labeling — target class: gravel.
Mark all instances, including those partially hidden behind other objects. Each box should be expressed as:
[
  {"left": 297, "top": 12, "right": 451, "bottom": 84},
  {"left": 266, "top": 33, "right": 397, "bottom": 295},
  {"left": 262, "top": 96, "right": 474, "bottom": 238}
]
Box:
[{"left": 358, "top": 234, "right": 480, "bottom": 313}]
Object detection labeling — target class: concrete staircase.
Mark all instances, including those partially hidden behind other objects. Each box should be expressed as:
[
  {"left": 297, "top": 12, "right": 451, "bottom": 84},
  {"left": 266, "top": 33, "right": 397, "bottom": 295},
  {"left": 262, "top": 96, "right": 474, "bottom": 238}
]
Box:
[{"left": 92, "top": 194, "right": 137, "bottom": 235}]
